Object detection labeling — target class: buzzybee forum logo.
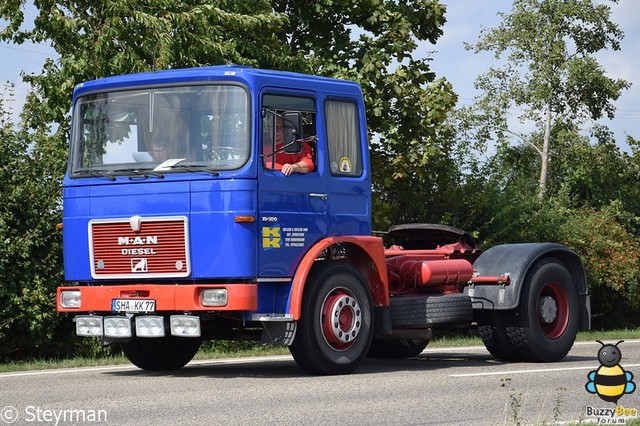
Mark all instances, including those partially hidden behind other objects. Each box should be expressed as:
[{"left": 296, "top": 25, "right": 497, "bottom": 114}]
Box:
[
  {"left": 584, "top": 340, "right": 638, "bottom": 423},
  {"left": 586, "top": 341, "right": 636, "bottom": 403}
]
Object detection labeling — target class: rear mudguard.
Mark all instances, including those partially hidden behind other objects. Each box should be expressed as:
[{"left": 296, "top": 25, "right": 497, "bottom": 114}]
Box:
[{"left": 466, "top": 243, "right": 590, "bottom": 330}]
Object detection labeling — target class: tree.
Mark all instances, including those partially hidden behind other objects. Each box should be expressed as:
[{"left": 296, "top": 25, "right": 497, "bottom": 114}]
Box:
[
  {"left": 460, "top": 134, "right": 640, "bottom": 328},
  {"left": 0, "top": 84, "right": 75, "bottom": 360},
  {"left": 0, "top": 1, "right": 297, "bottom": 126},
  {"left": 1, "top": 1, "right": 454, "bottom": 230},
  {"left": 457, "top": 116, "right": 640, "bottom": 328},
  {"left": 466, "top": 0, "right": 630, "bottom": 201},
  {"left": 273, "top": 0, "right": 458, "bottom": 228},
  {"left": 451, "top": 26, "right": 640, "bottom": 327},
  {"left": 0, "top": 0, "right": 454, "bottom": 358}
]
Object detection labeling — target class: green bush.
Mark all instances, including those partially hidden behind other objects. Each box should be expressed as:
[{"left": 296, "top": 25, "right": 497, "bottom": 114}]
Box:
[{"left": 0, "top": 89, "right": 72, "bottom": 361}]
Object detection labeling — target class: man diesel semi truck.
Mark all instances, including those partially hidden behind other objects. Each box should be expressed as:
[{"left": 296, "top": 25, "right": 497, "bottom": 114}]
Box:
[{"left": 56, "top": 66, "right": 590, "bottom": 375}]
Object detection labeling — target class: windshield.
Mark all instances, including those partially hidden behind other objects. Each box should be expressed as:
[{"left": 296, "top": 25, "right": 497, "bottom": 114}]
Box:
[{"left": 70, "top": 84, "right": 249, "bottom": 177}]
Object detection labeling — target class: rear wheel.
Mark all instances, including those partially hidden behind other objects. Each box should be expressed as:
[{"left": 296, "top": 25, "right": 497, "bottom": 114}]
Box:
[
  {"left": 506, "top": 258, "right": 579, "bottom": 362},
  {"left": 289, "top": 262, "right": 373, "bottom": 375},
  {"left": 477, "top": 311, "right": 517, "bottom": 362},
  {"left": 368, "top": 339, "right": 429, "bottom": 358},
  {"left": 121, "top": 336, "right": 201, "bottom": 371}
]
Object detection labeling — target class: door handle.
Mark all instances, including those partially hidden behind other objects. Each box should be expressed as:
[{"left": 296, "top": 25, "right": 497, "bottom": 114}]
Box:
[{"left": 310, "top": 193, "right": 328, "bottom": 201}]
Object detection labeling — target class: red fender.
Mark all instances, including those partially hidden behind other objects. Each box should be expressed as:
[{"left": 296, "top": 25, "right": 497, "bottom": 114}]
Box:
[{"left": 288, "top": 236, "right": 389, "bottom": 320}]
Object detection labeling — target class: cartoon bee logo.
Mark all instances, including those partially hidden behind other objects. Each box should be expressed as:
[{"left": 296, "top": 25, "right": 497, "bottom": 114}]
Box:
[{"left": 586, "top": 340, "right": 636, "bottom": 403}]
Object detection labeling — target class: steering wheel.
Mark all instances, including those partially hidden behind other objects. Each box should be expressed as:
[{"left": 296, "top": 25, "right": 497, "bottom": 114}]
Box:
[{"left": 207, "top": 146, "right": 244, "bottom": 162}]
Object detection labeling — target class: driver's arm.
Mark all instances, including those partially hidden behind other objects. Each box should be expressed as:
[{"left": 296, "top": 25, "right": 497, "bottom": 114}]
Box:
[
  {"left": 281, "top": 142, "right": 314, "bottom": 175},
  {"left": 281, "top": 160, "right": 309, "bottom": 175}
]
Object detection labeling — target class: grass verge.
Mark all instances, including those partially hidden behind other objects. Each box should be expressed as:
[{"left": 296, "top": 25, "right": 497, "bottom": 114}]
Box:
[{"left": 428, "top": 327, "right": 640, "bottom": 348}]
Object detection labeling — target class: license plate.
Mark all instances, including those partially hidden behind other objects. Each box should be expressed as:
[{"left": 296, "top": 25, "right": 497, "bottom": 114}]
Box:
[{"left": 111, "top": 299, "right": 156, "bottom": 313}]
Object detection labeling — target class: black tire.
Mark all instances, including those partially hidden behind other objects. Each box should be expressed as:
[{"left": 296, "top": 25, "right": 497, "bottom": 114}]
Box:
[
  {"left": 505, "top": 258, "right": 579, "bottom": 362},
  {"left": 289, "top": 262, "right": 373, "bottom": 375},
  {"left": 368, "top": 339, "right": 429, "bottom": 358},
  {"left": 389, "top": 293, "right": 473, "bottom": 328},
  {"left": 477, "top": 311, "right": 517, "bottom": 362},
  {"left": 121, "top": 336, "right": 201, "bottom": 371}
]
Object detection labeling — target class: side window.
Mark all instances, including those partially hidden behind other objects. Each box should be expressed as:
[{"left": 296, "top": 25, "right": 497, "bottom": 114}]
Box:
[
  {"left": 325, "top": 100, "right": 362, "bottom": 176},
  {"left": 262, "top": 94, "right": 317, "bottom": 173}
]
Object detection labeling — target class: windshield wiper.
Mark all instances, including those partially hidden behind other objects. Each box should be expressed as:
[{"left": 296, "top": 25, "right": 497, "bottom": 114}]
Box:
[
  {"left": 108, "top": 169, "right": 165, "bottom": 179},
  {"left": 165, "top": 164, "right": 220, "bottom": 176},
  {"left": 75, "top": 169, "right": 117, "bottom": 181}
]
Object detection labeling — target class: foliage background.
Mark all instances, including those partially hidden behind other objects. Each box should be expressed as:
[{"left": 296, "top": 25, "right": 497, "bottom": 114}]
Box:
[{"left": 0, "top": 0, "right": 638, "bottom": 361}]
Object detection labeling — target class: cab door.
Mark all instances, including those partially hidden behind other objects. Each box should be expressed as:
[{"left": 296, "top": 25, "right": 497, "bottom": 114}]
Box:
[
  {"left": 257, "top": 91, "right": 327, "bottom": 278},
  {"left": 323, "top": 97, "right": 371, "bottom": 237}
]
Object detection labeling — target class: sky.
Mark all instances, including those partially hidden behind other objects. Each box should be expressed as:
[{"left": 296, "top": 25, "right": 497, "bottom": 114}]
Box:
[
  {"left": 1, "top": 1, "right": 639, "bottom": 146},
  {"left": 428, "top": 1, "right": 640, "bottom": 148}
]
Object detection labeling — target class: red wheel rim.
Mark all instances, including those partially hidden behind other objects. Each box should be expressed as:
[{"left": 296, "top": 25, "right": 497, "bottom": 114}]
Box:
[
  {"left": 320, "top": 287, "right": 362, "bottom": 351},
  {"left": 538, "top": 282, "right": 569, "bottom": 339}
]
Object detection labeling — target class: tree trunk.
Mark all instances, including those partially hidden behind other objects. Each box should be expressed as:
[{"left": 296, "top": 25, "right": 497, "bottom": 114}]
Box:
[{"left": 538, "top": 105, "right": 551, "bottom": 202}]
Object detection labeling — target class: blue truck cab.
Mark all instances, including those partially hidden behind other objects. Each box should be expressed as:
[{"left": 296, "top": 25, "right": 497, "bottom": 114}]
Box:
[{"left": 57, "top": 66, "right": 387, "bottom": 373}]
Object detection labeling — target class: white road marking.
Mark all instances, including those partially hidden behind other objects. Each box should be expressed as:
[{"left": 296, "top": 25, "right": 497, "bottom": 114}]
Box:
[
  {"left": 450, "top": 364, "right": 640, "bottom": 378},
  {"left": 0, "top": 364, "right": 137, "bottom": 378},
  {"left": 445, "top": 340, "right": 640, "bottom": 377},
  {"left": 0, "top": 355, "right": 293, "bottom": 379},
  {"left": 425, "top": 339, "right": 640, "bottom": 354}
]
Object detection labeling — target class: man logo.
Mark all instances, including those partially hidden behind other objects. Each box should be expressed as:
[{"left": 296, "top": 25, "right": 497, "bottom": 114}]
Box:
[{"left": 131, "top": 258, "right": 148, "bottom": 273}]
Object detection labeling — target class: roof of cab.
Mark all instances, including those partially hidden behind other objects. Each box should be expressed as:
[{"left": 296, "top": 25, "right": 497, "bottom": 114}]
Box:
[{"left": 72, "top": 65, "right": 362, "bottom": 100}]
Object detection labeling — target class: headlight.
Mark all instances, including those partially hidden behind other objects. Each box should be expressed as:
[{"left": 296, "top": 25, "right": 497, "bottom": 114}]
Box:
[
  {"left": 60, "top": 290, "right": 81, "bottom": 308},
  {"left": 200, "top": 288, "right": 227, "bottom": 307}
]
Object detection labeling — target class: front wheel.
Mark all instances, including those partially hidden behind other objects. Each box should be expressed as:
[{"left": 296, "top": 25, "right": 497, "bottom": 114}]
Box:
[
  {"left": 506, "top": 258, "right": 579, "bottom": 362},
  {"left": 289, "top": 262, "right": 373, "bottom": 375},
  {"left": 121, "top": 336, "right": 201, "bottom": 371}
]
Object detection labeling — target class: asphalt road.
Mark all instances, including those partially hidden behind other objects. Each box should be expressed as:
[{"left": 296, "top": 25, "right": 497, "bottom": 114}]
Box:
[{"left": 1, "top": 340, "right": 640, "bottom": 426}]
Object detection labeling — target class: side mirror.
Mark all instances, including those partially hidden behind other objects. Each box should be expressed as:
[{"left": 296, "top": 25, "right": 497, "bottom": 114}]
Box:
[{"left": 283, "top": 112, "right": 302, "bottom": 154}]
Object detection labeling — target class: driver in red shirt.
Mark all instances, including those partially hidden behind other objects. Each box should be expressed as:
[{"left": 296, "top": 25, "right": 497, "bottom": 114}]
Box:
[{"left": 269, "top": 117, "right": 315, "bottom": 175}]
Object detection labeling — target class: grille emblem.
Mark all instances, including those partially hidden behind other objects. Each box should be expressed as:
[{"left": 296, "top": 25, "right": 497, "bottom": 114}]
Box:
[
  {"left": 129, "top": 215, "right": 143, "bottom": 232},
  {"left": 131, "top": 258, "right": 148, "bottom": 273}
]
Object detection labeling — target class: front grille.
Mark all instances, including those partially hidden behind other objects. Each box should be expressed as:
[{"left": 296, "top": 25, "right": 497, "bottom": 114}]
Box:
[{"left": 90, "top": 216, "right": 190, "bottom": 279}]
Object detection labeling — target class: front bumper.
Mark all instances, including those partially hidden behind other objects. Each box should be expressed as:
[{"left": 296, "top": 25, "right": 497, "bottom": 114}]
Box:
[{"left": 56, "top": 284, "right": 258, "bottom": 312}]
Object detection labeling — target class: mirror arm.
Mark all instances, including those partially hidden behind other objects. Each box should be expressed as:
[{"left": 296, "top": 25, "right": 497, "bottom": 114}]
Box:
[{"left": 260, "top": 136, "right": 317, "bottom": 160}]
